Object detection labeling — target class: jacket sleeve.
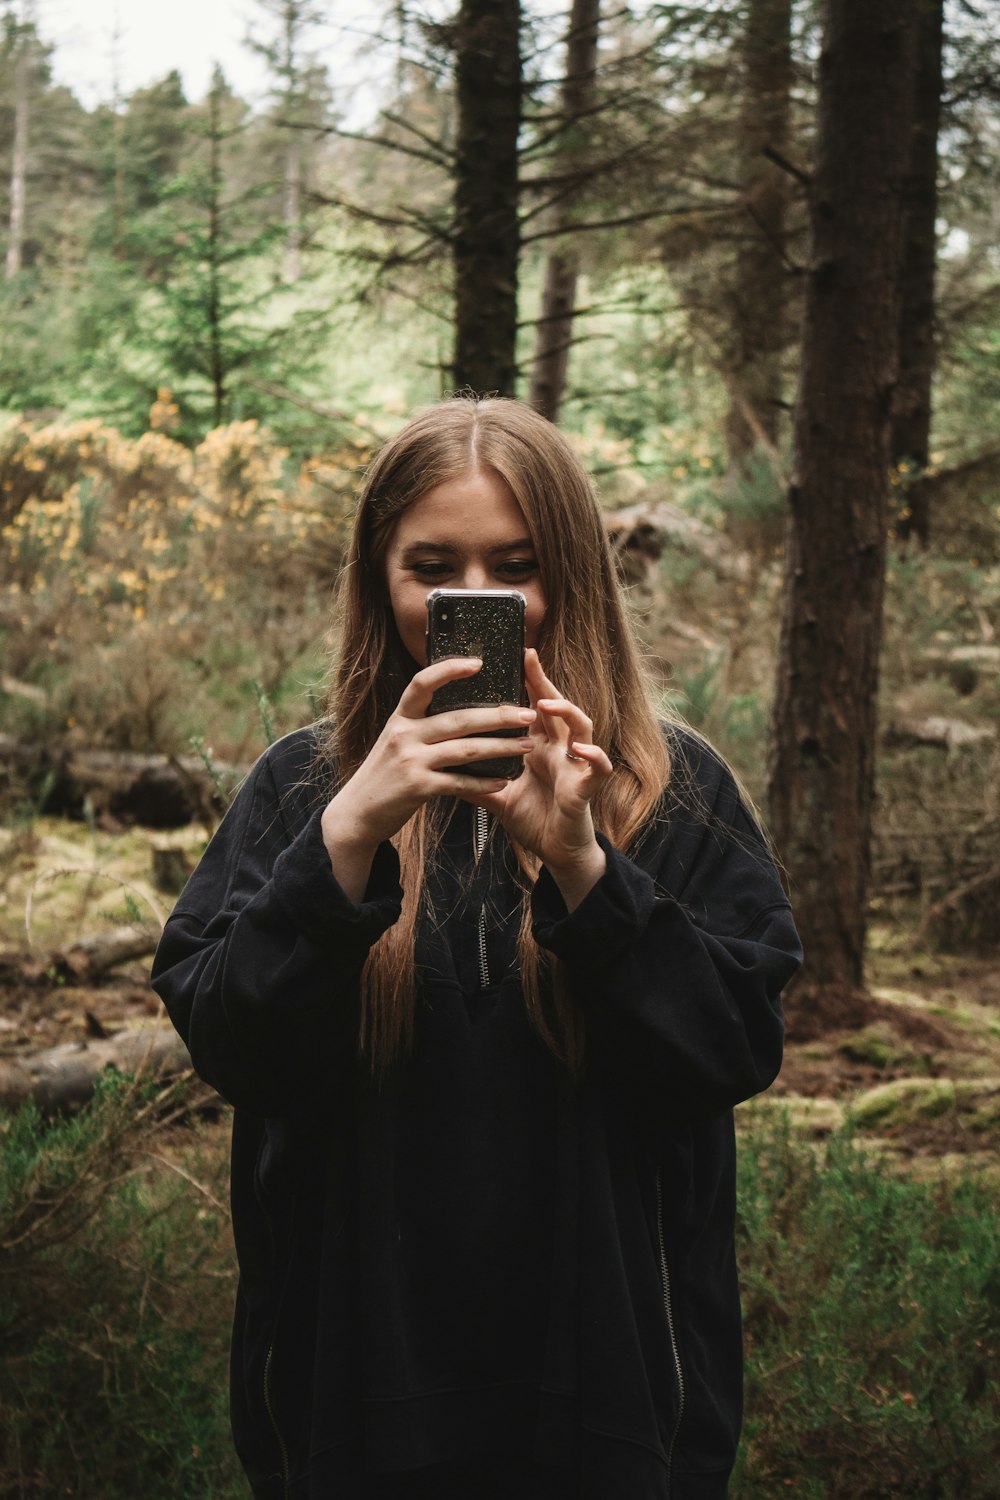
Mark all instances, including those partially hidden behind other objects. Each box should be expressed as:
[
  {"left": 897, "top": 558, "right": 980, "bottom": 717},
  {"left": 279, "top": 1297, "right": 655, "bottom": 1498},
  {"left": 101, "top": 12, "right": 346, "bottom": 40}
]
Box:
[
  {"left": 150, "top": 734, "right": 402, "bottom": 1114},
  {"left": 530, "top": 736, "right": 802, "bottom": 1124}
]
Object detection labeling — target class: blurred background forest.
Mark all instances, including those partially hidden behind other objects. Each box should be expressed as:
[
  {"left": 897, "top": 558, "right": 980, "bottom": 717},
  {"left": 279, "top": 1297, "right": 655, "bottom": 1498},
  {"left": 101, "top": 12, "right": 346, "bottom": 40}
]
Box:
[{"left": 1, "top": 1, "right": 999, "bottom": 1496}]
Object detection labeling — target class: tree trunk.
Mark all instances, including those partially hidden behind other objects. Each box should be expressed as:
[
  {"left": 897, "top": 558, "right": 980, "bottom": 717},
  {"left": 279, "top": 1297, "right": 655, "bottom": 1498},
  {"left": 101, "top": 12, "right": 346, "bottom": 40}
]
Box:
[
  {"left": 527, "top": 0, "right": 601, "bottom": 422},
  {"left": 284, "top": 133, "right": 302, "bottom": 282},
  {"left": 452, "top": 0, "right": 522, "bottom": 395},
  {"left": 208, "top": 70, "right": 226, "bottom": 427},
  {"left": 890, "top": 0, "right": 944, "bottom": 547},
  {"left": 724, "top": 0, "right": 792, "bottom": 475},
  {"left": 767, "top": 0, "right": 918, "bottom": 1024},
  {"left": 282, "top": 0, "right": 302, "bottom": 283},
  {"left": 5, "top": 23, "right": 29, "bottom": 280}
]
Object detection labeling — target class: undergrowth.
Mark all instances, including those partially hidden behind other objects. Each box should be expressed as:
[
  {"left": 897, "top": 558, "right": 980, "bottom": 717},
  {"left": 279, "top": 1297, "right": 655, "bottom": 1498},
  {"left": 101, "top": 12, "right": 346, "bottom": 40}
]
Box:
[
  {"left": 734, "top": 1114, "right": 1000, "bottom": 1498},
  {"left": 1, "top": 1083, "right": 997, "bottom": 1496},
  {"left": 0, "top": 1073, "right": 239, "bottom": 1500}
]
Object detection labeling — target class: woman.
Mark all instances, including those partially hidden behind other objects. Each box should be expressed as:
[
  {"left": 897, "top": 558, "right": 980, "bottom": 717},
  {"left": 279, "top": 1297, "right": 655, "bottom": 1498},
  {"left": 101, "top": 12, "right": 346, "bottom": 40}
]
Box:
[{"left": 152, "top": 396, "right": 801, "bottom": 1500}]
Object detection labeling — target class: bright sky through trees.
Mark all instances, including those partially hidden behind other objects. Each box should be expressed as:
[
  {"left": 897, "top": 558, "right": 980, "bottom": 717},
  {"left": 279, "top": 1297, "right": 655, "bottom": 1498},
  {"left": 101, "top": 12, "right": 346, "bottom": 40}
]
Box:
[{"left": 35, "top": 0, "right": 380, "bottom": 118}]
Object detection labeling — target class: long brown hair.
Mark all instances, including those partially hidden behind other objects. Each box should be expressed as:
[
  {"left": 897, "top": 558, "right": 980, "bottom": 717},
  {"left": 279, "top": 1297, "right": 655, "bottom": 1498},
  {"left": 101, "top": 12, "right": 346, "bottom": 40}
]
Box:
[{"left": 320, "top": 396, "right": 671, "bottom": 1076}]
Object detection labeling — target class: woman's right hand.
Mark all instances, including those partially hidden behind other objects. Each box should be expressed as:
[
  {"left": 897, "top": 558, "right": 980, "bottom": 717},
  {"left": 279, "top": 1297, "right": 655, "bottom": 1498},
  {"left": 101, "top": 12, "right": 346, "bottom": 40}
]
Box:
[{"left": 319, "top": 658, "right": 536, "bottom": 899}]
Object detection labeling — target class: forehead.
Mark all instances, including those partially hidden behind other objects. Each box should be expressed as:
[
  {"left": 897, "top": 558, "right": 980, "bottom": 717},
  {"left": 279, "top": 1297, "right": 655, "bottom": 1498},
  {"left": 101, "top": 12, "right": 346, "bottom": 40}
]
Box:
[{"left": 390, "top": 467, "right": 530, "bottom": 545}]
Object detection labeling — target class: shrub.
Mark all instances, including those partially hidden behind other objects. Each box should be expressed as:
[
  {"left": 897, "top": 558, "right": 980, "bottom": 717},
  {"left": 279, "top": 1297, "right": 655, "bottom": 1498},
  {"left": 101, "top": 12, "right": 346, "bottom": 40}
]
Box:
[
  {"left": 0, "top": 417, "right": 373, "bottom": 761},
  {"left": 0, "top": 1074, "right": 241, "bottom": 1499},
  {"left": 734, "top": 1115, "right": 1000, "bottom": 1498}
]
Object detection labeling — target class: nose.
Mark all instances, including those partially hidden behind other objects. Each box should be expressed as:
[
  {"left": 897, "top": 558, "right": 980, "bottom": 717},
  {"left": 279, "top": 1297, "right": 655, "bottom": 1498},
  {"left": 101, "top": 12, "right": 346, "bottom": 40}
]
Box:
[{"left": 455, "top": 560, "right": 489, "bottom": 590}]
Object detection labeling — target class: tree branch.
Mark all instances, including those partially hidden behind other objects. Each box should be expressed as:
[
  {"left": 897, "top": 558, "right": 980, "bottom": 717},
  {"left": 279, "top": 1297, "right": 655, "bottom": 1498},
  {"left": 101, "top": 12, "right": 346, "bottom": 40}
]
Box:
[
  {"left": 300, "top": 120, "right": 451, "bottom": 169},
  {"left": 762, "top": 144, "right": 811, "bottom": 188},
  {"left": 520, "top": 202, "right": 730, "bottom": 245},
  {"left": 310, "top": 190, "right": 451, "bottom": 243}
]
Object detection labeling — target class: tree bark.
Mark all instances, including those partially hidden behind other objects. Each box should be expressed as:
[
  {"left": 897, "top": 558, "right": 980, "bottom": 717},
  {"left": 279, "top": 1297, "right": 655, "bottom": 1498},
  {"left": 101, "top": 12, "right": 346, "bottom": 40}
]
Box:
[
  {"left": 5, "top": 17, "right": 29, "bottom": 280},
  {"left": 767, "top": 0, "right": 918, "bottom": 1020},
  {"left": 452, "top": 0, "right": 522, "bottom": 395},
  {"left": 208, "top": 70, "right": 226, "bottom": 428},
  {"left": 890, "top": 0, "right": 944, "bottom": 547},
  {"left": 527, "top": 0, "right": 601, "bottom": 422},
  {"left": 724, "top": 0, "right": 793, "bottom": 474}
]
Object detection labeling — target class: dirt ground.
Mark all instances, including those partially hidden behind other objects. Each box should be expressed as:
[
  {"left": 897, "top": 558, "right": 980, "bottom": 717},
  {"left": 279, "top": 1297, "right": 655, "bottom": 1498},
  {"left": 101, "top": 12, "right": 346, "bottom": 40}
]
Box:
[{"left": 1, "top": 816, "right": 998, "bottom": 1180}]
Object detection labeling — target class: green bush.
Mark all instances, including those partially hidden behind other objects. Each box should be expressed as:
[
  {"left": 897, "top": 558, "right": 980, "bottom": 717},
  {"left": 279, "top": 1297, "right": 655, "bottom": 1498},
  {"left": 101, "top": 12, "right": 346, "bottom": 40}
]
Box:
[
  {"left": 0, "top": 1075, "right": 241, "bottom": 1500},
  {"left": 734, "top": 1115, "right": 1000, "bottom": 1498}
]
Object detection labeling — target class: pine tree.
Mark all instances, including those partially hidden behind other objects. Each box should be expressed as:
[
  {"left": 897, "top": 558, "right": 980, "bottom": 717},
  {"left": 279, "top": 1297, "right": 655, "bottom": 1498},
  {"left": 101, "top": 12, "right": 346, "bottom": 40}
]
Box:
[
  {"left": 526, "top": 0, "right": 601, "bottom": 421},
  {"left": 245, "top": 0, "right": 331, "bottom": 283},
  {"left": 768, "top": 0, "right": 920, "bottom": 1022},
  {"left": 142, "top": 67, "right": 290, "bottom": 432}
]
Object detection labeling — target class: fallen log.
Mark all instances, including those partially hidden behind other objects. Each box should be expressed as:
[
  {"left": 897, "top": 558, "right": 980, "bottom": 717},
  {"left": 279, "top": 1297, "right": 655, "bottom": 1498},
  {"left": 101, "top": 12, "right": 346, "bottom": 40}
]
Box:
[
  {"left": 915, "top": 863, "right": 1000, "bottom": 952},
  {"left": 883, "top": 716, "right": 995, "bottom": 754},
  {"left": 917, "top": 643, "right": 1000, "bottom": 696},
  {"left": 0, "top": 1028, "right": 192, "bottom": 1114},
  {"left": 52, "top": 924, "right": 160, "bottom": 983},
  {"left": 2, "top": 923, "right": 160, "bottom": 987},
  {"left": 606, "top": 501, "right": 753, "bottom": 588},
  {"left": 0, "top": 734, "right": 243, "bottom": 827}
]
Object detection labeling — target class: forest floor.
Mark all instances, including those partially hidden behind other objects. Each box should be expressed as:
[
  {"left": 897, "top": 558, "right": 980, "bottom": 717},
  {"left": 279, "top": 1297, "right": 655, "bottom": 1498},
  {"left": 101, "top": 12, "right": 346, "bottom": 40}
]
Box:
[{"left": 1, "top": 815, "right": 998, "bottom": 1186}]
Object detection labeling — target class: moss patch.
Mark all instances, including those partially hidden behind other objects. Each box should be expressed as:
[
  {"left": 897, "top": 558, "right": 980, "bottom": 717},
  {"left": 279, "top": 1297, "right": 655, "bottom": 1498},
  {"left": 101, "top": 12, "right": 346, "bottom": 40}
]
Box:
[{"left": 849, "top": 1077, "right": 1000, "bottom": 1132}]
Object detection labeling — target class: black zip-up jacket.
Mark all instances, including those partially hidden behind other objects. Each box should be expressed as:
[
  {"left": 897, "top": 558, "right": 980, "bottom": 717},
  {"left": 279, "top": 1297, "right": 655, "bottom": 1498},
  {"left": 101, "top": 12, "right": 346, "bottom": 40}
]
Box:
[{"left": 151, "top": 726, "right": 801, "bottom": 1500}]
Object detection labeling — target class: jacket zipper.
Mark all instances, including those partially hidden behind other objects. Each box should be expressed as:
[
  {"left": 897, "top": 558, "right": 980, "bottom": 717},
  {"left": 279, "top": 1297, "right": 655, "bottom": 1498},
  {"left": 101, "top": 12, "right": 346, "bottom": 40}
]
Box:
[
  {"left": 474, "top": 805, "right": 490, "bottom": 989},
  {"left": 263, "top": 1341, "right": 290, "bottom": 1498},
  {"left": 655, "top": 1166, "right": 686, "bottom": 1487}
]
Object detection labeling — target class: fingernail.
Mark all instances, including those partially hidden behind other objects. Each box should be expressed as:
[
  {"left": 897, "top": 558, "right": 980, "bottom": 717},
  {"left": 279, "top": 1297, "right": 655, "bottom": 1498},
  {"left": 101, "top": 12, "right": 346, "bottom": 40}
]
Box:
[{"left": 517, "top": 709, "right": 537, "bottom": 724}]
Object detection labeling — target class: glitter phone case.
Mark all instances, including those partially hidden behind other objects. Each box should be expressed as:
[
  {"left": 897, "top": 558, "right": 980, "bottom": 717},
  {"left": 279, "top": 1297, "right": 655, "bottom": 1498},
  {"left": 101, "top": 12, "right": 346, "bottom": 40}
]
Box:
[{"left": 426, "top": 588, "right": 527, "bottom": 778}]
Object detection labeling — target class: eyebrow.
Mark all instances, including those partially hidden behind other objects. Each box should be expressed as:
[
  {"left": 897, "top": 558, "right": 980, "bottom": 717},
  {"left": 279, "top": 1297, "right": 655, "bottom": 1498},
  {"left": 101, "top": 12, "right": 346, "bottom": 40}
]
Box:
[{"left": 399, "top": 538, "right": 535, "bottom": 558}]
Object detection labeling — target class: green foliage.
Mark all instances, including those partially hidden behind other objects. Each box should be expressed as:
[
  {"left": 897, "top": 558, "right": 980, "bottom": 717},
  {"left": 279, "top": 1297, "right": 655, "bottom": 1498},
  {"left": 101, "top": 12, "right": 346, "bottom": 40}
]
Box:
[
  {"left": 734, "top": 1116, "right": 1000, "bottom": 1498},
  {"left": 251, "top": 678, "right": 277, "bottom": 747},
  {"left": 0, "top": 1075, "right": 241, "bottom": 1499}
]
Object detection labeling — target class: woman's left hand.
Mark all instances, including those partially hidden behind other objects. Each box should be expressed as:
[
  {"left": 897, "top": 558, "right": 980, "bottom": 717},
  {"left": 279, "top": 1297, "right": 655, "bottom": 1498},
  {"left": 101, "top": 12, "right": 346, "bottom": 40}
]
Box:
[{"left": 466, "top": 649, "right": 614, "bottom": 910}]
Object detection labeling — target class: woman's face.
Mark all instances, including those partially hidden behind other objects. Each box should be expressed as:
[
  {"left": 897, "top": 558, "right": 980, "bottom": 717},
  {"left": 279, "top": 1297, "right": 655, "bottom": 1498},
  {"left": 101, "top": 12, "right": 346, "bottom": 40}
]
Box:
[{"left": 384, "top": 465, "right": 547, "bottom": 668}]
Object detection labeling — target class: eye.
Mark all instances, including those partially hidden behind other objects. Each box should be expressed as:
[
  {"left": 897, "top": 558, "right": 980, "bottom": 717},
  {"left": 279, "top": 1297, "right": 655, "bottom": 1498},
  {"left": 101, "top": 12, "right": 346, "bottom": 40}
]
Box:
[
  {"left": 497, "top": 558, "right": 538, "bottom": 579},
  {"left": 410, "top": 561, "right": 451, "bottom": 578}
]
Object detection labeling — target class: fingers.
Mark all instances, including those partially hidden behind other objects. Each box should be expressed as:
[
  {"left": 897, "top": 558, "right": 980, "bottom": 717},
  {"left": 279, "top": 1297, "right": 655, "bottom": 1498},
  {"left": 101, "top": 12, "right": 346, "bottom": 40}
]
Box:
[
  {"left": 398, "top": 656, "right": 484, "bottom": 717},
  {"left": 523, "top": 649, "right": 613, "bottom": 783},
  {"left": 398, "top": 658, "right": 535, "bottom": 739},
  {"left": 564, "top": 741, "right": 614, "bottom": 781},
  {"left": 535, "top": 695, "right": 594, "bottom": 746},
  {"left": 524, "top": 651, "right": 590, "bottom": 738},
  {"left": 425, "top": 703, "right": 537, "bottom": 742},
  {"left": 524, "top": 647, "right": 558, "bottom": 706},
  {"left": 427, "top": 734, "right": 535, "bottom": 770}
]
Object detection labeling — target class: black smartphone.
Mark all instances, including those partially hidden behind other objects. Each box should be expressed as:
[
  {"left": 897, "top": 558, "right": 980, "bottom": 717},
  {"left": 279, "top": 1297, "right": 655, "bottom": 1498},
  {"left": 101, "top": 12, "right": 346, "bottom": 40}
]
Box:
[{"left": 425, "top": 588, "right": 527, "bottom": 778}]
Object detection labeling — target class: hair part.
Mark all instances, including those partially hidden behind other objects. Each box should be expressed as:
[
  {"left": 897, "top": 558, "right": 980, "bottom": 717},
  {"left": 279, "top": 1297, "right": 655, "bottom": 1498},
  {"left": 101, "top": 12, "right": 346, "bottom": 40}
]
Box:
[{"left": 319, "top": 396, "right": 671, "bottom": 1078}]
